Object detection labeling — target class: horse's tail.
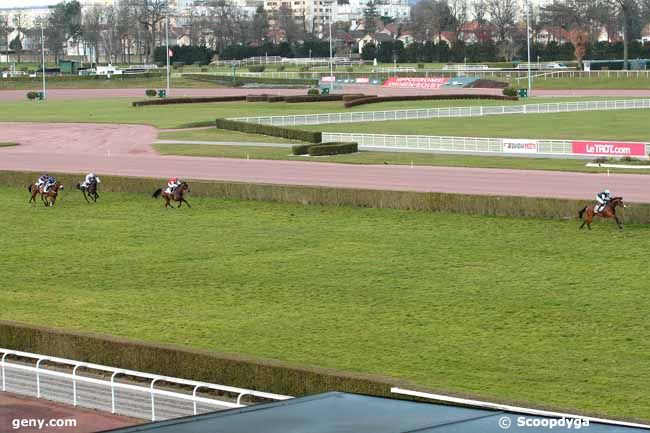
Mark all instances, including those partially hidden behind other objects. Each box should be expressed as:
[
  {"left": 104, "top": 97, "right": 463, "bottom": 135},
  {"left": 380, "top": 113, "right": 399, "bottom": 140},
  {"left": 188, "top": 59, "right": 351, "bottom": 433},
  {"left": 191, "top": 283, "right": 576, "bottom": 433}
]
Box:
[
  {"left": 27, "top": 184, "right": 32, "bottom": 193},
  {"left": 76, "top": 183, "right": 81, "bottom": 190},
  {"left": 152, "top": 188, "right": 162, "bottom": 198},
  {"left": 578, "top": 207, "right": 587, "bottom": 220}
]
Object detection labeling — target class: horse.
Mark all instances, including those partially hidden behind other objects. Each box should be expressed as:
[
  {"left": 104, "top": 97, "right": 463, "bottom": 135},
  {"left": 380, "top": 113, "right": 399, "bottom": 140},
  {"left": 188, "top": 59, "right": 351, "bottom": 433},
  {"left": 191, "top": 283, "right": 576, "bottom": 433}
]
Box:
[
  {"left": 77, "top": 179, "right": 99, "bottom": 203},
  {"left": 152, "top": 181, "right": 191, "bottom": 208},
  {"left": 578, "top": 197, "right": 626, "bottom": 230},
  {"left": 28, "top": 182, "right": 64, "bottom": 207}
]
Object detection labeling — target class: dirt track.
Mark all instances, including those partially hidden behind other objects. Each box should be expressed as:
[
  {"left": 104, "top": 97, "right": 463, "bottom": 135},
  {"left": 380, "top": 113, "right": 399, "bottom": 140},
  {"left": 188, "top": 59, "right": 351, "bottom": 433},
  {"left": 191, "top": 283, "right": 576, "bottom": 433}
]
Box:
[{"left": 1, "top": 122, "right": 649, "bottom": 203}]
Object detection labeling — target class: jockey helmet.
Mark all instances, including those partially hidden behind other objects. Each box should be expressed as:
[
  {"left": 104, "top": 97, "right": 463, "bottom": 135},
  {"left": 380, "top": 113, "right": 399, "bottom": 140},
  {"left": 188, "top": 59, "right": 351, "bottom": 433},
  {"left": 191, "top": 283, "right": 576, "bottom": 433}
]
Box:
[
  {"left": 168, "top": 177, "right": 179, "bottom": 183},
  {"left": 89, "top": 173, "right": 95, "bottom": 178},
  {"left": 604, "top": 189, "right": 610, "bottom": 195}
]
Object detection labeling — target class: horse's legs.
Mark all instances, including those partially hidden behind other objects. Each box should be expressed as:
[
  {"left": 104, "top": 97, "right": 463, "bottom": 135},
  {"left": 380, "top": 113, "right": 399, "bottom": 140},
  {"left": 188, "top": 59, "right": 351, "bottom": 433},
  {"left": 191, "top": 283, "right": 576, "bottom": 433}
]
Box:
[
  {"left": 579, "top": 220, "right": 586, "bottom": 230},
  {"left": 183, "top": 199, "right": 191, "bottom": 208},
  {"left": 615, "top": 216, "right": 623, "bottom": 230},
  {"left": 82, "top": 189, "right": 90, "bottom": 203}
]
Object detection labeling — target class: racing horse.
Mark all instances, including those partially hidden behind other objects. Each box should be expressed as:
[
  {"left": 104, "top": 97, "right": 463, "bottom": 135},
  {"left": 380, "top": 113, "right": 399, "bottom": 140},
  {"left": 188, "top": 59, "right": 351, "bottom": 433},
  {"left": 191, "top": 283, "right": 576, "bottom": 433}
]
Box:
[
  {"left": 578, "top": 197, "right": 626, "bottom": 230},
  {"left": 152, "top": 181, "right": 191, "bottom": 208},
  {"left": 77, "top": 179, "right": 99, "bottom": 203},
  {"left": 28, "top": 181, "right": 64, "bottom": 207}
]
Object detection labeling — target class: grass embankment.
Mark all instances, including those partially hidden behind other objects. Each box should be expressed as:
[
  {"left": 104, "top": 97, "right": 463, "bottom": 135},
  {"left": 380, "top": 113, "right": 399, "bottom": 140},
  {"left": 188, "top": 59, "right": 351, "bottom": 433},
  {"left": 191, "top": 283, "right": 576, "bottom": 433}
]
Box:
[
  {"left": 1, "top": 185, "right": 649, "bottom": 420},
  {"left": 0, "top": 97, "right": 626, "bottom": 129},
  {"left": 0, "top": 77, "right": 222, "bottom": 90},
  {"left": 514, "top": 75, "right": 650, "bottom": 90},
  {"left": 0, "top": 142, "right": 18, "bottom": 147}
]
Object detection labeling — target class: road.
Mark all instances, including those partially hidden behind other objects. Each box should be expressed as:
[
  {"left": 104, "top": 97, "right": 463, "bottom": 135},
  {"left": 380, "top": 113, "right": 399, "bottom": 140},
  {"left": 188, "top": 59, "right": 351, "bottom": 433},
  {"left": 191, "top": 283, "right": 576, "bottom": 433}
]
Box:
[{"left": 1, "top": 122, "right": 649, "bottom": 203}]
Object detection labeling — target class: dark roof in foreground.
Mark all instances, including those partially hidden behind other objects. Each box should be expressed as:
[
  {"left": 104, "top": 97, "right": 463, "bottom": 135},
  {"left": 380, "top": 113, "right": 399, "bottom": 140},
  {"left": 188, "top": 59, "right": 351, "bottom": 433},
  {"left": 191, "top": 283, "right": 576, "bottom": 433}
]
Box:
[{"left": 104, "top": 392, "right": 648, "bottom": 433}]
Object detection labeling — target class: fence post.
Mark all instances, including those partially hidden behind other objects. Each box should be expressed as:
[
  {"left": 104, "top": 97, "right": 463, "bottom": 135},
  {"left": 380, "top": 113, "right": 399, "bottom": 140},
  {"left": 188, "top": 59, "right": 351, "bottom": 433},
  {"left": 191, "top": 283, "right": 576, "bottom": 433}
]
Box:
[
  {"left": 110, "top": 371, "right": 120, "bottom": 414},
  {"left": 36, "top": 358, "right": 44, "bottom": 398},
  {"left": 150, "top": 378, "right": 160, "bottom": 421},
  {"left": 1, "top": 352, "right": 7, "bottom": 392},
  {"left": 72, "top": 364, "right": 81, "bottom": 406}
]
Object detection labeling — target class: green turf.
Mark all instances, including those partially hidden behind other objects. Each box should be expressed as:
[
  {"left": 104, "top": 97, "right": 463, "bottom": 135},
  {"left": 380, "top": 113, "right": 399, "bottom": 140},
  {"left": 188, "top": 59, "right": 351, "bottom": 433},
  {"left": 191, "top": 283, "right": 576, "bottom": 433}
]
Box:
[
  {"left": 0, "top": 97, "right": 625, "bottom": 129},
  {"left": 306, "top": 110, "right": 650, "bottom": 143},
  {"left": 1, "top": 185, "right": 649, "bottom": 420},
  {"left": 0, "top": 77, "right": 222, "bottom": 90},
  {"left": 515, "top": 75, "right": 650, "bottom": 89},
  {"left": 0, "top": 142, "right": 18, "bottom": 147},
  {"left": 158, "top": 129, "right": 299, "bottom": 144}
]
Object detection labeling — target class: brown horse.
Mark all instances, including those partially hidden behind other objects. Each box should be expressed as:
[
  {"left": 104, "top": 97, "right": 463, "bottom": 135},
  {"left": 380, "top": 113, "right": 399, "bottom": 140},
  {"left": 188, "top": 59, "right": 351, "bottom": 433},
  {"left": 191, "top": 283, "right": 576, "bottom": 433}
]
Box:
[
  {"left": 152, "top": 181, "right": 191, "bottom": 208},
  {"left": 578, "top": 197, "right": 626, "bottom": 230},
  {"left": 77, "top": 179, "right": 99, "bottom": 203},
  {"left": 28, "top": 182, "right": 64, "bottom": 207}
]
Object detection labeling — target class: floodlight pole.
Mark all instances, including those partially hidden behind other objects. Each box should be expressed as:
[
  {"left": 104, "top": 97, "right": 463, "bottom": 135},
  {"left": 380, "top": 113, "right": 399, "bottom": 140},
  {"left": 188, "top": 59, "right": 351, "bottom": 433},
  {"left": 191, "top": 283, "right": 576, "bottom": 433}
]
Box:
[
  {"left": 526, "top": 0, "right": 532, "bottom": 96},
  {"left": 165, "top": 10, "right": 170, "bottom": 96},
  {"left": 41, "top": 24, "right": 46, "bottom": 100},
  {"left": 328, "top": 19, "right": 334, "bottom": 93}
]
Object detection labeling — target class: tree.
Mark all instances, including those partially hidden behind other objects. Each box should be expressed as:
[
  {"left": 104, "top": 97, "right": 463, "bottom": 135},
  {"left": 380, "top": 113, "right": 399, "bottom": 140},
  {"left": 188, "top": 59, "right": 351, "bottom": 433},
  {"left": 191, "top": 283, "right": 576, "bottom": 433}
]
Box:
[
  {"left": 130, "top": 0, "right": 169, "bottom": 63},
  {"left": 486, "top": 0, "right": 518, "bottom": 42},
  {"left": 0, "top": 13, "right": 12, "bottom": 56},
  {"left": 409, "top": 0, "right": 454, "bottom": 45},
  {"left": 276, "top": 5, "right": 302, "bottom": 43},
  {"left": 11, "top": 11, "right": 25, "bottom": 63},
  {"left": 364, "top": 1, "right": 379, "bottom": 34},
  {"left": 82, "top": 5, "right": 103, "bottom": 64},
  {"left": 251, "top": 6, "right": 269, "bottom": 43},
  {"left": 607, "top": 0, "right": 641, "bottom": 69},
  {"left": 46, "top": 1, "right": 82, "bottom": 62}
]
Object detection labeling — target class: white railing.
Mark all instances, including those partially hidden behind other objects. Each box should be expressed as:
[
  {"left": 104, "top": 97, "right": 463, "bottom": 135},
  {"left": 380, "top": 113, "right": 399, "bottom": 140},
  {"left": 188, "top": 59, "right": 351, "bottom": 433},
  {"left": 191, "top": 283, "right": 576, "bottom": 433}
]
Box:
[
  {"left": 322, "top": 132, "right": 650, "bottom": 157},
  {"left": 0, "top": 348, "right": 291, "bottom": 421},
  {"left": 229, "top": 99, "right": 650, "bottom": 127},
  {"left": 391, "top": 388, "right": 650, "bottom": 430}
]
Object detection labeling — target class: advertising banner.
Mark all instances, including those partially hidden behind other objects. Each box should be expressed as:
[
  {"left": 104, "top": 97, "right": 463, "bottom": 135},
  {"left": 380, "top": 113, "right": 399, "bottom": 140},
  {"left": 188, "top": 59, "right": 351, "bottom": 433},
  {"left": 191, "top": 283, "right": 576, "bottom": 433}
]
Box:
[
  {"left": 321, "top": 76, "right": 336, "bottom": 83},
  {"left": 383, "top": 77, "right": 450, "bottom": 89},
  {"left": 355, "top": 77, "right": 370, "bottom": 84},
  {"left": 503, "top": 139, "right": 538, "bottom": 154},
  {"left": 571, "top": 141, "right": 647, "bottom": 157}
]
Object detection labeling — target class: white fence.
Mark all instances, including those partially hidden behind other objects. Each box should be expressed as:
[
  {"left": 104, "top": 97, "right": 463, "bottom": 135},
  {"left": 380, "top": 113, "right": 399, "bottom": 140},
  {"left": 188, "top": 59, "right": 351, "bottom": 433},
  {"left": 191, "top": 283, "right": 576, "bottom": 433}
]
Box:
[
  {"left": 322, "top": 132, "right": 650, "bottom": 157},
  {"left": 230, "top": 99, "right": 650, "bottom": 127},
  {"left": 0, "top": 348, "right": 291, "bottom": 421}
]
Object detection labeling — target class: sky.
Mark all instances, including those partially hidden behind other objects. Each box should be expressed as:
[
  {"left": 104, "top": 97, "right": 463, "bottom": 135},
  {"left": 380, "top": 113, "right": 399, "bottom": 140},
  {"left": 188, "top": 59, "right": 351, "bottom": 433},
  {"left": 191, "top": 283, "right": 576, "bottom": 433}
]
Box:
[{"left": 0, "top": 0, "right": 59, "bottom": 8}]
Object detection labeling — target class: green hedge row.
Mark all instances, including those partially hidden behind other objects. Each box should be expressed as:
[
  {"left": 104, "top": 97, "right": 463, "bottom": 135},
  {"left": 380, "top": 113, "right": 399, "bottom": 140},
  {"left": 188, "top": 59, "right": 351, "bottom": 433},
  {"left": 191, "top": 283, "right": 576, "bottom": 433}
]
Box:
[
  {"left": 309, "top": 142, "right": 358, "bottom": 156},
  {"left": 284, "top": 94, "right": 366, "bottom": 103},
  {"left": 0, "top": 320, "right": 404, "bottom": 399},
  {"left": 215, "top": 118, "right": 322, "bottom": 143},
  {"left": 2, "top": 72, "right": 165, "bottom": 83},
  {"left": 246, "top": 94, "right": 270, "bottom": 102},
  {"left": 184, "top": 74, "right": 318, "bottom": 87},
  {"left": 4, "top": 170, "right": 649, "bottom": 223},
  {"left": 292, "top": 144, "right": 312, "bottom": 155},
  {"left": 344, "top": 94, "right": 518, "bottom": 108},
  {"left": 132, "top": 96, "right": 247, "bottom": 107}
]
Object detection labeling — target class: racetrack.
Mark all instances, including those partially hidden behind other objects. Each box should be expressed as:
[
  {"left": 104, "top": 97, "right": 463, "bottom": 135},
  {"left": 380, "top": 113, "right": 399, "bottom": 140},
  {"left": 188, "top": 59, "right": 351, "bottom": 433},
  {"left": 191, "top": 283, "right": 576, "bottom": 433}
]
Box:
[{"left": 1, "top": 122, "right": 649, "bottom": 203}]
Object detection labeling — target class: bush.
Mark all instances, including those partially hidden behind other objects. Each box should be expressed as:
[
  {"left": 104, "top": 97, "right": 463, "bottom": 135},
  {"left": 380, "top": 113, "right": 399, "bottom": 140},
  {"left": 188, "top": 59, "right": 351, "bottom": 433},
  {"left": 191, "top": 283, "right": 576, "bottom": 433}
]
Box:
[
  {"left": 200, "top": 67, "right": 208, "bottom": 72},
  {"left": 215, "top": 118, "right": 322, "bottom": 143},
  {"left": 502, "top": 86, "right": 518, "bottom": 97},
  {"left": 344, "top": 94, "right": 518, "bottom": 108},
  {"left": 307, "top": 88, "right": 320, "bottom": 96},
  {"left": 26, "top": 91, "right": 38, "bottom": 100},
  {"left": 248, "top": 65, "right": 266, "bottom": 73},
  {"left": 172, "top": 61, "right": 185, "bottom": 69},
  {"left": 132, "top": 96, "right": 247, "bottom": 107},
  {"left": 308, "top": 142, "right": 358, "bottom": 156},
  {"left": 299, "top": 66, "right": 310, "bottom": 72},
  {"left": 267, "top": 95, "right": 285, "bottom": 102},
  {"left": 417, "top": 63, "right": 425, "bottom": 69},
  {"left": 276, "top": 65, "right": 286, "bottom": 72},
  {"left": 346, "top": 67, "right": 354, "bottom": 72},
  {"left": 246, "top": 94, "right": 269, "bottom": 102},
  {"left": 342, "top": 94, "right": 373, "bottom": 102},
  {"left": 145, "top": 89, "right": 157, "bottom": 97},
  {"left": 292, "top": 144, "right": 313, "bottom": 155}
]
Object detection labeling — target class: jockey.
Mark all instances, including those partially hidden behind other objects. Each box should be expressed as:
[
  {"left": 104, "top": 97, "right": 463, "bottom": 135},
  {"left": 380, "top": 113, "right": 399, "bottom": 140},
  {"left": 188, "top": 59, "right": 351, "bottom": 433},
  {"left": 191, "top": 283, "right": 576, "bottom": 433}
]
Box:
[
  {"left": 166, "top": 177, "right": 181, "bottom": 194},
  {"left": 596, "top": 189, "right": 612, "bottom": 213},
  {"left": 38, "top": 174, "right": 56, "bottom": 193},
  {"left": 36, "top": 173, "right": 49, "bottom": 188},
  {"left": 81, "top": 173, "right": 100, "bottom": 188}
]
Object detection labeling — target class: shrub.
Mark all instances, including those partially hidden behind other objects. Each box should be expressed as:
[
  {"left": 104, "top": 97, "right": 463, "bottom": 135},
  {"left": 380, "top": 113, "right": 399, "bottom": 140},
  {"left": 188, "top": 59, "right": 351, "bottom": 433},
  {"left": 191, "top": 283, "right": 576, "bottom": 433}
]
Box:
[
  {"left": 346, "top": 67, "right": 354, "bottom": 72},
  {"left": 215, "top": 118, "right": 322, "bottom": 143},
  {"left": 145, "top": 89, "right": 157, "bottom": 97},
  {"left": 307, "top": 88, "right": 320, "bottom": 96},
  {"left": 342, "top": 94, "right": 373, "bottom": 102},
  {"left": 299, "top": 66, "right": 310, "bottom": 72},
  {"left": 200, "top": 67, "right": 208, "bottom": 72},
  {"left": 26, "top": 91, "right": 38, "bottom": 100},
  {"left": 248, "top": 65, "right": 266, "bottom": 73},
  {"left": 246, "top": 94, "right": 269, "bottom": 102},
  {"left": 172, "top": 61, "right": 185, "bottom": 69},
  {"left": 132, "top": 96, "right": 247, "bottom": 107},
  {"left": 308, "top": 142, "right": 358, "bottom": 156},
  {"left": 344, "top": 94, "right": 518, "bottom": 108},
  {"left": 502, "top": 86, "right": 518, "bottom": 97},
  {"left": 417, "top": 63, "right": 425, "bottom": 69},
  {"left": 292, "top": 144, "right": 313, "bottom": 155},
  {"left": 276, "top": 65, "right": 286, "bottom": 72},
  {"left": 267, "top": 95, "right": 285, "bottom": 103}
]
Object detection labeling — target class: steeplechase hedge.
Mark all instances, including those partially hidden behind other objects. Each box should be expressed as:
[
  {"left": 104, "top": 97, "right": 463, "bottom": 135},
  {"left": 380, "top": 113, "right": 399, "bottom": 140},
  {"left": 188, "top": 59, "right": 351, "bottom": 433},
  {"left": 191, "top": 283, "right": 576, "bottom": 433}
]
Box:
[
  {"left": 184, "top": 74, "right": 318, "bottom": 87},
  {"left": 308, "top": 142, "right": 358, "bottom": 156},
  {"left": 215, "top": 118, "right": 322, "bottom": 143},
  {"left": 284, "top": 94, "right": 366, "bottom": 103},
  {"left": 343, "top": 94, "right": 518, "bottom": 108},
  {"left": 291, "top": 144, "right": 313, "bottom": 155},
  {"left": 245, "top": 94, "right": 269, "bottom": 102},
  {"left": 3, "top": 170, "right": 650, "bottom": 224},
  {"left": 132, "top": 96, "right": 247, "bottom": 107}
]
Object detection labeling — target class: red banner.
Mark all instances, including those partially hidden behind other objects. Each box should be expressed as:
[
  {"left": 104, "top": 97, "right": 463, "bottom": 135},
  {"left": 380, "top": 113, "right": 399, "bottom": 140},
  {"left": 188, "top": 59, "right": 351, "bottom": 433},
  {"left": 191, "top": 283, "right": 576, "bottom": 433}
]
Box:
[
  {"left": 383, "top": 77, "right": 450, "bottom": 89},
  {"left": 571, "top": 141, "right": 647, "bottom": 157}
]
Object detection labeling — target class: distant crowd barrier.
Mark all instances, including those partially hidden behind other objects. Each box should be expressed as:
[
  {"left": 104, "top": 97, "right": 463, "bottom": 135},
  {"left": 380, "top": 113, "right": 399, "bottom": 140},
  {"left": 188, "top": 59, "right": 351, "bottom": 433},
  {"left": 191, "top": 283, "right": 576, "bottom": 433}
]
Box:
[
  {"left": 322, "top": 133, "right": 650, "bottom": 158},
  {"left": 229, "top": 99, "right": 650, "bottom": 127}
]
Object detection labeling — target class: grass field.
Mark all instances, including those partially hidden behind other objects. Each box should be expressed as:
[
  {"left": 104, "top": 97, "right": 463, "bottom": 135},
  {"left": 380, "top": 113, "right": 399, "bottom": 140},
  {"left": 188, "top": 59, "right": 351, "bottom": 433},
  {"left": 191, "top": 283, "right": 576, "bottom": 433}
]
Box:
[
  {"left": 159, "top": 129, "right": 299, "bottom": 144},
  {"left": 0, "top": 77, "right": 222, "bottom": 90},
  {"left": 1, "top": 185, "right": 649, "bottom": 420},
  {"left": 154, "top": 143, "right": 650, "bottom": 174},
  {"left": 305, "top": 110, "right": 650, "bottom": 143},
  {"left": 516, "top": 75, "right": 650, "bottom": 90},
  {"left": 0, "top": 96, "right": 636, "bottom": 130}
]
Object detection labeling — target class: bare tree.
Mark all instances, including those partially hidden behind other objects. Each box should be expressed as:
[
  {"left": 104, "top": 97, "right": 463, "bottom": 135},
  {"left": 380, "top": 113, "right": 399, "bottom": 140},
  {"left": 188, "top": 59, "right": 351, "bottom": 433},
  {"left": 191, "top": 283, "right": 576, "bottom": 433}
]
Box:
[
  {"left": 409, "top": 0, "right": 454, "bottom": 42},
  {"left": 607, "top": 0, "right": 640, "bottom": 69},
  {"left": 12, "top": 11, "right": 26, "bottom": 63},
  {"left": 486, "top": 0, "right": 517, "bottom": 42},
  {"left": 448, "top": 0, "right": 468, "bottom": 43},
  {"left": 130, "top": 0, "right": 168, "bottom": 63},
  {"left": 0, "top": 13, "right": 12, "bottom": 57},
  {"left": 82, "top": 5, "right": 103, "bottom": 64}
]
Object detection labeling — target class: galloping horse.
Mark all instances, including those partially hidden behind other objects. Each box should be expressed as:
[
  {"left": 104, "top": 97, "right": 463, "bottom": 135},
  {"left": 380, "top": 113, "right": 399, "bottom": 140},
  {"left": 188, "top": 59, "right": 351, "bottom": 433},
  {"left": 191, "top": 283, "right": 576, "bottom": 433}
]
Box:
[
  {"left": 578, "top": 197, "right": 626, "bottom": 230},
  {"left": 77, "top": 179, "right": 99, "bottom": 203},
  {"left": 28, "top": 182, "right": 64, "bottom": 207},
  {"left": 152, "top": 181, "right": 191, "bottom": 208}
]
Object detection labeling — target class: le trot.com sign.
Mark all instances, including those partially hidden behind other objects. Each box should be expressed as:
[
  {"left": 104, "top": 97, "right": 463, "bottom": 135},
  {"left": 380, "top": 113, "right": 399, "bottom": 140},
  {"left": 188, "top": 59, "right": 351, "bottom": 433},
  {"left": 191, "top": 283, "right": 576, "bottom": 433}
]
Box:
[{"left": 572, "top": 141, "right": 647, "bottom": 157}]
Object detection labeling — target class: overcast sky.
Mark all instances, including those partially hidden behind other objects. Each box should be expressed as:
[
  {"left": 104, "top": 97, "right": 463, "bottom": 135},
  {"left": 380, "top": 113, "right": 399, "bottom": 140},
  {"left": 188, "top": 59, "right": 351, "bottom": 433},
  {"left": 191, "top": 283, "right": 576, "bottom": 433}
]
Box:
[{"left": 0, "top": 0, "right": 59, "bottom": 8}]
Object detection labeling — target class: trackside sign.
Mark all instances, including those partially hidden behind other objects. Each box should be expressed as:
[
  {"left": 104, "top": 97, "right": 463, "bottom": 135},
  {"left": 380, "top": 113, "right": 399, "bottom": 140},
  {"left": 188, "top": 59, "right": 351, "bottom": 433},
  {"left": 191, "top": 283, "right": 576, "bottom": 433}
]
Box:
[
  {"left": 572, "top": 141, "right": 647, "bottom": 157},
  {"left": 503, "top": 139, "right": 538, "bottom": 153},
  {"left": 383, "top": 77, "right": 449, "bottom": 89}
]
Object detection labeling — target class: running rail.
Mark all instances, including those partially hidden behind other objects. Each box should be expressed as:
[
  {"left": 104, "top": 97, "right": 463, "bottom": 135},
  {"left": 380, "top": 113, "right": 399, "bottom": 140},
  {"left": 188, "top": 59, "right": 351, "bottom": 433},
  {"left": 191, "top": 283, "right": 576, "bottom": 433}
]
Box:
[{"left": 391, "top": 388, "right": 650, "bottom": 430}]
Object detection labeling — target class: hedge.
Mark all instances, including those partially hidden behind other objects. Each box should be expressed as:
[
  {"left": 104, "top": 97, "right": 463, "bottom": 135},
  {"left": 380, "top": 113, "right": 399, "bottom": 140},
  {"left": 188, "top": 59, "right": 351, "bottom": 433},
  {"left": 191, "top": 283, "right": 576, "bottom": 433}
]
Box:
[
  {"left": 245, "top": 94, "right": 269, "bottom": 102},
  {"left": 344, "top": 94, "right": 518, "bottom": 108},
  {"left": 283, "top": 94, "right": 367, "bottom": 103},
  {"left": 343, "top": 94, "right": 375, "bottom": 102},
  {"left": 184, "top": 74, "right": 318, "bottom": 87},
  {"left": 267, "top": 95, "right": 285, "bottom": 102},
  {"left": 308, "top": 142, "right": 358, "bottom": 156},
  {"left": 215, "top": 118, "right": 322, "bottom": 143},
  {"left": 132, "top": 95, "right": 247, "bottom": 107},
  {"left": 1, "top": 72, "right": 165, "bottom": 83},
  {"left": 2, "top": 170, "right": 650, "bottom": 222},
  {"left": 292, "top": 144, "right": 312, "bottom": 155}
]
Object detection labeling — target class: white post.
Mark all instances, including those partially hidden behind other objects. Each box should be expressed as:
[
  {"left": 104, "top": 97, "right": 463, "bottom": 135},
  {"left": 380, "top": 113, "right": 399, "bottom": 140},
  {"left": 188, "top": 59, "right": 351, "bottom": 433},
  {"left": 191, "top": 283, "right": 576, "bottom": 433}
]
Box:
[
  {"left": 41, "top": 24, "right": 46, "bottom": 100},
  {"left": 165, "top": 11, "right": 170, "bottom": 97},
  {"left": 329, "top": 19, "right": 334, "bottom": 93},
  {"left": 526, "top": 0, "right": 532, "bottom": 97}
]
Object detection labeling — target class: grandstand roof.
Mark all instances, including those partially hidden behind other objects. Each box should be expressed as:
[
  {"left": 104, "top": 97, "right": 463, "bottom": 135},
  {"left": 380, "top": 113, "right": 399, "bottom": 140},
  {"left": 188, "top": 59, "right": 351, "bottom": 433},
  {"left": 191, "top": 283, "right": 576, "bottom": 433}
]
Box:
[{"left": 105, "top": 392, "right": 647, "bottom": 433}]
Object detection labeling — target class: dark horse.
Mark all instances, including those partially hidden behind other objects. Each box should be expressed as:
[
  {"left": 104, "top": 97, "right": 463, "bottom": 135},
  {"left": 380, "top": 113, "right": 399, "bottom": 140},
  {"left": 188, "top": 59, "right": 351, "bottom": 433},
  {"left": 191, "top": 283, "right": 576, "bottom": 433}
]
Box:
[
  {"left": 77, "top": 179, "right": 99, "bottom": 203},
  {"left": 579, "top": 197, "right": 626, "bottom": 230},
  {"left": 152, "top": 182, "right": 191, "bottom": 208},
  {"left": 28, "top": 182, "right": 64, "bottom": 207}
]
